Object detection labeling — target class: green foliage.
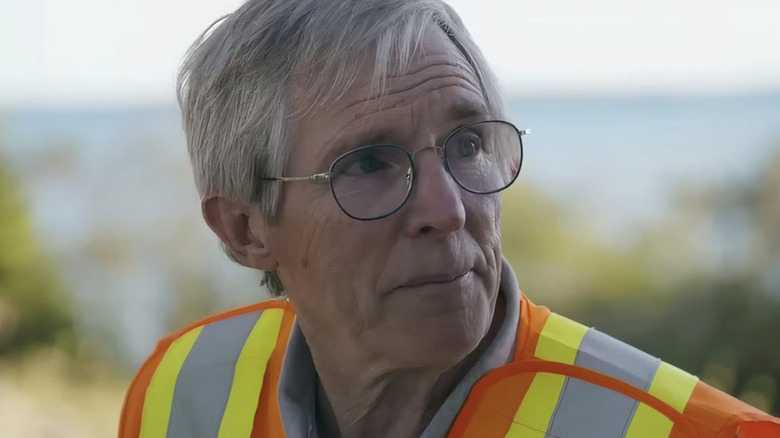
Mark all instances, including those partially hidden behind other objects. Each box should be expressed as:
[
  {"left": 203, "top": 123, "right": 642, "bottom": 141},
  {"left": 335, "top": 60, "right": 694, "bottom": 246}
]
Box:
[
  {"left": 569, "top": 278, "right": 780, "bottom": 414},
  {"left": 0, "top": 156, "right": 74, "bottom": 356},
  {"left": 500, "top": 145, "right": 780, "bottom": 414},
  {"left": 501, "top": 185, "right": 654, "bottom": 310}
]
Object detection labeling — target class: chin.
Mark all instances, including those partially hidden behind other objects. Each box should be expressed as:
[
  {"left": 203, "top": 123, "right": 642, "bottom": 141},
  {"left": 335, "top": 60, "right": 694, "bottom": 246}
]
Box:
[
  {"left": 397, "top": 307, "right": 491, "bottom": 369},
  {"left": 425, "top": 332, "right": 487, "bottom": 371},
  {"left": 378, "top": 280, "right": 494, "bottom": 368}
]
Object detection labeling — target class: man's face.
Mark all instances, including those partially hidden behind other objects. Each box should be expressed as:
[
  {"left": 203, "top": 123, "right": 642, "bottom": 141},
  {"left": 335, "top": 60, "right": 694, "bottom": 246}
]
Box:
[{"left": 262, "top": 28, "right": 503, "bottom": 370}]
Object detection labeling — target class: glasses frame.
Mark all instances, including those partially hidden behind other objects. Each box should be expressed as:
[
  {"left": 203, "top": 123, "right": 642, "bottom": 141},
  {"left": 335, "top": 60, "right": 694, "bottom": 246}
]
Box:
[{"left": 263, "top": 120, "right": 529, "bottom": 221}]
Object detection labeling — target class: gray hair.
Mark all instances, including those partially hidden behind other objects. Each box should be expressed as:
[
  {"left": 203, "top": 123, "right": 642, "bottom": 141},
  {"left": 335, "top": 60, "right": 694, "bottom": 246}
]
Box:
[{"left": 178, "top": 0, "right": 505, "bottom": 297}]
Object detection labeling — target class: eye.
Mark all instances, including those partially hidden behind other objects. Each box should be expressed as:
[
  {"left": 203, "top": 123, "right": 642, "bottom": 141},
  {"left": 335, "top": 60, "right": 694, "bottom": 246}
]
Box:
[
  {"left": 334, "top": 147, "right": 406, "bottom": 177},
  {"left": 449, "top": 130, "right": 483, "bottom": 158},
  {"left": 347, "top": 152, "right": 387, "bottom": 175}
]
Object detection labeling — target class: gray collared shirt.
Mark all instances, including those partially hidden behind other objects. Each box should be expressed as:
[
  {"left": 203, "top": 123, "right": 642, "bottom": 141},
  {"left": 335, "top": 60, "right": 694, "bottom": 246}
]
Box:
[{"left": 277, "top": 259, "right": 521, "bottom": 438}]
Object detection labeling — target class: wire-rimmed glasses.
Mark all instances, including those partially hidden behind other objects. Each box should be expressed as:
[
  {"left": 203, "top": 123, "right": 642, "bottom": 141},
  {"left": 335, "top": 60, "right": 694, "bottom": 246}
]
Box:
[{"left": 263, "top": 120, "right": 528, "bottom": 220}]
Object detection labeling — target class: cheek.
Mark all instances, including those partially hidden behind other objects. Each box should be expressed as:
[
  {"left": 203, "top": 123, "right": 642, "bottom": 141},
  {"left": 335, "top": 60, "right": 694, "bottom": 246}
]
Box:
[
  {"left": 283, "top": 215, "right": 394, "bottom": 335},
  {"left": 465, "top": 192, "right": 502, "bottom": 249},
  {"left": 464, "top": 193, "right": 503, "bottom": 300},
  {"left": 274, "top": 187, "right": 338, "bottom": 284},
  {"left": 276, "top": 193, "right": 382, "bottom": 307}
]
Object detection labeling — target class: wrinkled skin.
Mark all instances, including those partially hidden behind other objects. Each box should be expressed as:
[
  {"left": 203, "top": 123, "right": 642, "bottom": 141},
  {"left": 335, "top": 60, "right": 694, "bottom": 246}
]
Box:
[{"left": 204, "top": 27, "right": 506, "bottom": 438}]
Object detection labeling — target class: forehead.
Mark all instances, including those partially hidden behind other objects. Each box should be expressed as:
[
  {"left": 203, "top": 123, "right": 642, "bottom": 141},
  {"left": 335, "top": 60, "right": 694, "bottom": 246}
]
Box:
[
  {"left": 351, "top": 29, "right": 483, "bottom": 113},
  {"left": 293, "top": 25, "right": 484, "bottom": 114},
  {"left": 293, "top": 28, "right": 486, "bottom": 168}
]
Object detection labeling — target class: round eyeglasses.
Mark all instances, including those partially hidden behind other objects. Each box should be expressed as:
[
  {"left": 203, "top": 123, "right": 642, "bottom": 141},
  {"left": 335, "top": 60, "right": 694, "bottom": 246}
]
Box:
[{"left": 263, "top": 120, "right": 528, "bottom": 220}]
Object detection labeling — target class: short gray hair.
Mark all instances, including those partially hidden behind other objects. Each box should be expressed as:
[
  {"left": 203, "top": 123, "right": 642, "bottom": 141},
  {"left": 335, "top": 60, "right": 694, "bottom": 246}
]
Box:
[{"left": 177, "top": 0, "right": 505, "bottom": 297}]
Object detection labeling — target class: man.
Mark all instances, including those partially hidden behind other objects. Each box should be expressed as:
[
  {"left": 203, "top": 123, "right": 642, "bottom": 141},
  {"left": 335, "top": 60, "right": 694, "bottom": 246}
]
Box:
[{"left": 119, "top": 0, "right": 780, "bottom": 437}]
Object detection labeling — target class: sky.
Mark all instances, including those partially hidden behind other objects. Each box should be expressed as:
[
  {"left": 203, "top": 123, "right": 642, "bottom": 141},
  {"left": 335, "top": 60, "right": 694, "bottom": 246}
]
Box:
[{"left": 1, "top": 0, "right": 779, "bottom": 107}]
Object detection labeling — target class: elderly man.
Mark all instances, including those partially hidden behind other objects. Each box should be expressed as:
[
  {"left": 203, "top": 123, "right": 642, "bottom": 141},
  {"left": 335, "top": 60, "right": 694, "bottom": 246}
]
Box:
[{"left": 120, "top": 0, "right": 779, "bottom": 437}]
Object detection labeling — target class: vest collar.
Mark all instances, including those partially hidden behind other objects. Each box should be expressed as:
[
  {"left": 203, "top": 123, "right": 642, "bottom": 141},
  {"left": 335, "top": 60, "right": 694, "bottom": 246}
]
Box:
[{"left": 277, "top": 258, "right": 522, "bottom": 438}]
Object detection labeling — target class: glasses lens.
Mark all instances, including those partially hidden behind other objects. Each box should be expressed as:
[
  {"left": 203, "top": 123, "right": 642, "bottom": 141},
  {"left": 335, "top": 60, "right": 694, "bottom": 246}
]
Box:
[
  {"left": 444, "top": 121, "right": 523, "bottom": 193},
  {"left": 330, "top": 145, "right": 412, "bottom": 220}
]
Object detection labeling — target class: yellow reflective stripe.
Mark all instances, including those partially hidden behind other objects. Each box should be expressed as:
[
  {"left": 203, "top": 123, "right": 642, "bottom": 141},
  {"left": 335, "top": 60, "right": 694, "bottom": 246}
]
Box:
[
  {"left": 648, "top": 362, "right": 698, "bottom": 412},
  {"left": 217, "top": 308, "right": 284, "bottom": 438},
  {"left": 534, "top": 313, "right": 589, "bottom": 364},
  {"left": 504, "top": 314, "right": 589, "bottom": 438},
  {"left": 505, "top": 373, "right": 567, "bottom": 438},
  {"left": 624, "top": 362, "right": 698, "bottom": 438},
  {"left": 140, "top": 326, "right": 204, "bottom": 438},
  {"left": 625, "top": 403, "right": 674, "bottom": 438}
]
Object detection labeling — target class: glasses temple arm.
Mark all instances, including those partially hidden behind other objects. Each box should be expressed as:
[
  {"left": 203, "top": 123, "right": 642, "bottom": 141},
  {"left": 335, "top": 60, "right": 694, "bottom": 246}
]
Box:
[{"left": 262, "top": 173, "right": 331, "bottom": 182}]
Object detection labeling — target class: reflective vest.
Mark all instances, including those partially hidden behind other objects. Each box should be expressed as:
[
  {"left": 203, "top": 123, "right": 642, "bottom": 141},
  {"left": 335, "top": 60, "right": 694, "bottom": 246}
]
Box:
[{"left": 119, "top": 295, "right": 780, "bottom": 438}]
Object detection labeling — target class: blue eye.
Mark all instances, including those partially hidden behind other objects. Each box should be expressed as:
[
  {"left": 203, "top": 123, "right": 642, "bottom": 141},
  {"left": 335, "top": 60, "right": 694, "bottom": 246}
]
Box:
[
  {"left": 450, "top": 131, "right": 483, "bottom": 158},
  {"left": 359, "top": 154, "right": 386, "bottom": 173},
  {"left": 339, "top": 150, "right": 393, "bottom": 176}
]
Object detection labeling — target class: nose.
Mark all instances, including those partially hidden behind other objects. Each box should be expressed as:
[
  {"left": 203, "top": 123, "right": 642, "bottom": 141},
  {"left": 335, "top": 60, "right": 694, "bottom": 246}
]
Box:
[{"left": 403, "top": 147, "right": 466, "bottom": 237}]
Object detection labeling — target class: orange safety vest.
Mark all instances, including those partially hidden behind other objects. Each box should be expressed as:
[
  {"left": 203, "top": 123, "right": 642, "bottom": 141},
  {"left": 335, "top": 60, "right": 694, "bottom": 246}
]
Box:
[{"left": 119, "top": 295, "right": 780, "bottom": 438}]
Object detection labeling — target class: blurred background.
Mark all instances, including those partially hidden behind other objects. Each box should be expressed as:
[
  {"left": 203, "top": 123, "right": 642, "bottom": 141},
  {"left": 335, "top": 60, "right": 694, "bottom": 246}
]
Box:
[{"left": 1, "top": 0, "right": 779, "bottom": 435}]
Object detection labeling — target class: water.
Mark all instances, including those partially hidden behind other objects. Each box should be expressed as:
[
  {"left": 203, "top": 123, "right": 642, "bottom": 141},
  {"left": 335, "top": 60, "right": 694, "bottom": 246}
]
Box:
[
  {"left": 7, "top": 95, "right": 779, "bottom": 235},
  {"left": 510, "top": 94, "right": 780, "bottom": 240},
  {"left": 2, "top": 93, "right": 779, "bottom": 365}
]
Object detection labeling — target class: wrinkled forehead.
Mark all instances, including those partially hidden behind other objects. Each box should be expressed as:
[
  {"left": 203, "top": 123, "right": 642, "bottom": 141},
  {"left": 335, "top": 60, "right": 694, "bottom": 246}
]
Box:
[{"left": 289, "top": 25, "right": 484, "bottom": 120}]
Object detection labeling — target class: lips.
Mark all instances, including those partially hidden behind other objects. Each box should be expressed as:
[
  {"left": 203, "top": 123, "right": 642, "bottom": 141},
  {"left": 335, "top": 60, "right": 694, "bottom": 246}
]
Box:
[
  {"left": 403, "top": 271, "right": 469, "bottom": 287},
  {"left": 392, "top": 268, "right": 473, "bottom": 292}
]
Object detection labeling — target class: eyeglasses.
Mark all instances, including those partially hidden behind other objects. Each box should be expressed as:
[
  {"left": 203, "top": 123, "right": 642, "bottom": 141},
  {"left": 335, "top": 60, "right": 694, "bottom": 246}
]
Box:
[{"left": 263, "top": 120, "right": 528, "bottom": 220}]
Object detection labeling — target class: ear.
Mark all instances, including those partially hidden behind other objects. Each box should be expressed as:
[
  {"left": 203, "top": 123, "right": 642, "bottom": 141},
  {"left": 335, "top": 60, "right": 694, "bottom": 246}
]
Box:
[{"left": 201, "top": 196, "right": 279, "bottom": 272}]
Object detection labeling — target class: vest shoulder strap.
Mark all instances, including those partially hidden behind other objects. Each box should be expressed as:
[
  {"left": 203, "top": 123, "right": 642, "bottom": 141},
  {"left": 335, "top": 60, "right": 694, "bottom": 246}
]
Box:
[
  {"left": 452, "top": 306, "right": 780, "bottom": 437},
  {"left": 119, "top": 299, "right": 295, "bottom": 438}
]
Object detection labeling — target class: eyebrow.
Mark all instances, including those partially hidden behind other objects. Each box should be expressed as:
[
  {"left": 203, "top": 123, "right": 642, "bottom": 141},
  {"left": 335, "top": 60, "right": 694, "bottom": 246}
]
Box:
[
  {"left": 446, "top": 99, "right": 490, "bottom": 122},
  {"left": 317, "top": 98, "right": 490, "bottom": 170},
  {"left": 317, "top": 129, "right": 396, "bottom": 170},
  {"left": 355, "top": 130, "right": 396, "bottom": 147}
]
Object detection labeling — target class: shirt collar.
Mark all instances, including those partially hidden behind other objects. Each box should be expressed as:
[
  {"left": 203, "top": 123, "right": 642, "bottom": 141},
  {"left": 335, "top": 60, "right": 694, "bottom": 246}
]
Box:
[{"left": 277, "top": 258, "right": 521, "bottom": 438}]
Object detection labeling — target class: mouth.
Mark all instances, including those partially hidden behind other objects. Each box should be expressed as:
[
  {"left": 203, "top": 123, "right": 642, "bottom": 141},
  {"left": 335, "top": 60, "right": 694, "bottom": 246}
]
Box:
[{"left": 394, "top": 269, "right": 473, "bottom": 292}]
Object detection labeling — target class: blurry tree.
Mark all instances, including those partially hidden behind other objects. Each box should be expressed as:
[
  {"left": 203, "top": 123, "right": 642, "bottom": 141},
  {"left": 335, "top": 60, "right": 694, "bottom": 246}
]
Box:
[
  {"left": 714, "top": 147, "right": 780, "bottom": 288},
  {"left": 563, "top": 144, "right": 780, "bottom": 414},
  {"left": 501, "top": 185, "right": 655, "bottom": 312},
  {"left": 0, "top": 150, "right": 74, "bottom": 356}
]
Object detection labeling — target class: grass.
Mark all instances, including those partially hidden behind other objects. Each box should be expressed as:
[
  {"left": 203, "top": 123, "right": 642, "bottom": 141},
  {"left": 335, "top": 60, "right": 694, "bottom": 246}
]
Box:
[{"left": 0, "top": 348, "right": 129, "bottom": 438}]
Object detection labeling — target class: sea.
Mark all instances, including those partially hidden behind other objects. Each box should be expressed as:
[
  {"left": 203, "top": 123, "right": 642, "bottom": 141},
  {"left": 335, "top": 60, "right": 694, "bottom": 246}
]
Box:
[
  {"left": 1, "top": 93, "right": 779, "bottom": 366},
  {"left": 5, "top": 93, "right": 780, "bottom": 236}
]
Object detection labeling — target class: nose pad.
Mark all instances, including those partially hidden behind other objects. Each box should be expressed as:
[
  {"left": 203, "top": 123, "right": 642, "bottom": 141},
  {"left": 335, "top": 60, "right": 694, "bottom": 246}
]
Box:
[
  {"left": 408, "top": 146, "right": 461, "bottom": 195},
  {"left": 411, "top": 146, "right": 445, "bottom": 162},
  {"left": 410, "top": 146, "right": 447, "bottom": 177},
  {"left": 404, "top": 145, "right": 465, "bottom": 234}
]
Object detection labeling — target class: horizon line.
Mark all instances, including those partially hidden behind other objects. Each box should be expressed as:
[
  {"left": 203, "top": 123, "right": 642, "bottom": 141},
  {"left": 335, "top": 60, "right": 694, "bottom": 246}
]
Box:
[{"left": 2, "top": 88, "right": 779, "bottom": 113}]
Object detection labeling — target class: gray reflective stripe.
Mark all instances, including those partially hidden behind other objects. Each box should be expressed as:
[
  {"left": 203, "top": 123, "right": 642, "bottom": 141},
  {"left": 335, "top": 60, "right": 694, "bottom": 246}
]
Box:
[
  {"left": 547, "top": 328, "right": 662, "bottom": 438},
  {"left": 166, "top": 311, "right": 263, "bottom": 438},
  {"left": 547, "top": 378, "right": 640, "bottom": 438},
  {"left": 574, "top": 329, "right": 661, "bottom": 391}
]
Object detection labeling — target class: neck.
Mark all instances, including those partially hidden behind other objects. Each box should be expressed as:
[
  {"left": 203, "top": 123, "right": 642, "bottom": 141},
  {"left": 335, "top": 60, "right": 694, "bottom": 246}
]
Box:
[{"left": 309, "top": 293, "right": 508, "bottom": 438}]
